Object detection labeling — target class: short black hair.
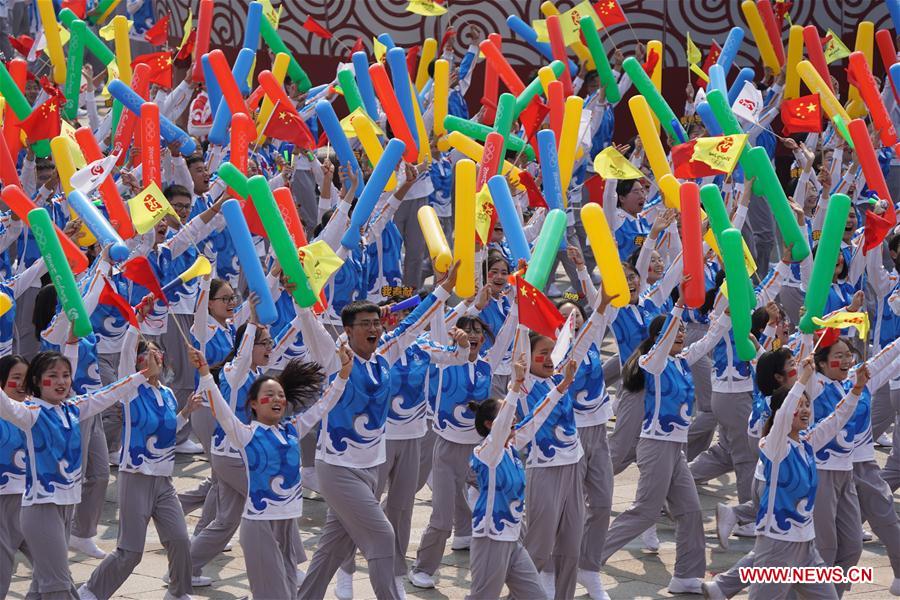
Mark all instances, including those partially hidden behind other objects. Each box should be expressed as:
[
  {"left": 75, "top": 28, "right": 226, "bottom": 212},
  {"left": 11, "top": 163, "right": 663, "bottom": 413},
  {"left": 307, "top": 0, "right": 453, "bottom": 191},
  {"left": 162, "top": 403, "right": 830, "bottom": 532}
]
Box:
[
  {"left": 25, "top": 351, "right": 72, "bottom": 398},
  {"left": 185, "top": 154, "right": 205, "bottom": 169},
  {"left": 0, "top": 355, "right": 28, "bottom": 388},
  {"left": 341, "top": 300, "right": 381, "bottom": 327},
  {"left": 756, "top": 347, "right": 792, "bottom": 397},
  {"left": 164, "top": 184, "right": 192, "bottom": 201}
]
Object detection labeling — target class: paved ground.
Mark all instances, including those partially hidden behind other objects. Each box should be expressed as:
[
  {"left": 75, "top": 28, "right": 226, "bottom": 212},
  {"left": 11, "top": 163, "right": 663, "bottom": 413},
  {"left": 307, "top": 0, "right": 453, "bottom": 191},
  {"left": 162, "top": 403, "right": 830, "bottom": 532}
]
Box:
[{"left": 7, "top": 430, "right": 900, "bottom": 599}]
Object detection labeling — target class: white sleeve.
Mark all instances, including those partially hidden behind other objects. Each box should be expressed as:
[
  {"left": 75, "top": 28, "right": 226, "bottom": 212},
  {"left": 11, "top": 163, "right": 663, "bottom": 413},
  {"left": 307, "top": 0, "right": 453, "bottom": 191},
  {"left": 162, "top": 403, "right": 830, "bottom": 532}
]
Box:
[
  {"left": 73, "top": 373, "right": 148, "bottom": 420},
  {"left": 0, "top": 388, "right": 38, "bottom": 430},
  {"left": 639, "top": 306, "right": 682, "bottom": 375},
  {"left": 760, "top": 380, "right": 805, "bottom": 462},
  {"left": 475, "top": 389, "right": 521, "bottom": 467},
  {"left": 295, "top": 375, "right": 348, "bottom": 437},
  {"left": 197, "top": 373, "right": 254, "bottom": 447}
]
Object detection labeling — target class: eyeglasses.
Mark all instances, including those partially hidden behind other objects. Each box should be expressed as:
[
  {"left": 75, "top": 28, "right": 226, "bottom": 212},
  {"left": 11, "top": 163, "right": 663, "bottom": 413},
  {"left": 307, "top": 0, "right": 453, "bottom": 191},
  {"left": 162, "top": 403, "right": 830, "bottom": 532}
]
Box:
[
  {"left": 351, "top": 319, "right": 382, "bottom": 329},
  {"left": 213, "top": 295, "right": 241, "bottom": 303},
  {"left": 254, "top": 339, "right": 274, "bottom": 349},
  {"left": 170, "top": 202, "right": 191, "bottom": 210}
]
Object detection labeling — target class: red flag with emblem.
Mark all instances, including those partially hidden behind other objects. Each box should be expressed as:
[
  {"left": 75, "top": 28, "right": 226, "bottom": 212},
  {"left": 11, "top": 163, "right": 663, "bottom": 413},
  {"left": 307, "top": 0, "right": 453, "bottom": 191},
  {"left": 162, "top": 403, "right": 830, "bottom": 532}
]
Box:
[
  {"left": 781, "top": 94, "right": 822, "bottom": 136},
  {"left": 516, "top": 276, "right": 566, "bottom": 339},
  {"left": 144, "top": 15, "right": 171, "bottom": 46},
  {"left": 19, "top": 96, "right": 62, "bottom": 142},
  {"left": 132, "top": 52, "right": 174, "bottom": 87},
  {"left": 593, "top": 0, "right": 626, "bottom": 26},
  {"left": 671, "top": 140, "right": 726, "bottom": 179},
  {"left": 264, "top": 106, "right": 316, "bottom": 150},
  {"left": 697, "top": 41, "right": 722, "bottom": 89}
]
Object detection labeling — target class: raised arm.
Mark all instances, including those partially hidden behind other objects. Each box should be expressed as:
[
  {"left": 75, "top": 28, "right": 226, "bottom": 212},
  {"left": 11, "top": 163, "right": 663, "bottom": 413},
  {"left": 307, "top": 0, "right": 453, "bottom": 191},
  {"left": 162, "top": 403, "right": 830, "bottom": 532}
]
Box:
[
  {"left": 760, "top": 378, "right": 806, "bottom": 463},
  {"left": 475, "top": 389, "right": 521, "bottom": 468},
  {"left": 197, "top": 372, "right": 254, "bottom": 448},
  {"left": 295, "top": 346, "right": 353, "bottom": 437},
  {"left": 73, "top": 371, "right": 148, "bottom": 420},
  {"left": 808, "top": 367, "right": 867, "bottom": 452},
  {"left": 639, "top": 306, "right": 682, "bottom": 375},
  {"left": 0, "top": 388, "right": 38, "bottom": 431},
  {"left": 514, "top": 360, "right": 576, "bottom": 449}
]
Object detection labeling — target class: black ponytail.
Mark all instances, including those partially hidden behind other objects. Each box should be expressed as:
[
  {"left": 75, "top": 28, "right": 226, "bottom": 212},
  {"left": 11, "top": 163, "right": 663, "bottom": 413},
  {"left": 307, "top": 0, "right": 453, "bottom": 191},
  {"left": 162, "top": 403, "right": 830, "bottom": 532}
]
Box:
[{"left": 622, "top": 315, "right": 667, "bottom": 393}]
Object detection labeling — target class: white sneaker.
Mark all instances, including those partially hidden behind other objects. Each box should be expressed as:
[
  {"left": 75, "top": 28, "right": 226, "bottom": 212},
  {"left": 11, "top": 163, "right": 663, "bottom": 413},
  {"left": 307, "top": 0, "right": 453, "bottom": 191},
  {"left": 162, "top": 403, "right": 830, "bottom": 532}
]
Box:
[
  {"left": 451, "top": 535, "right": 471, "bottom": 550},
  {"left": 395, "top": 576, "right": 407, "bottom": 600},
  {"left": 408, "top": 569, "right": 435, "bottom": 589},
  {"left": 335, "top": 567, "right": 354, "bottom": 600},
  {"left": 163, "top": 574, "right": 212, "bottom": 587},
  {"left": 174, "top": 439, "right": 204, "bottom": 454},
  {"left": 716, "top": 503, "right": 737, "bottom": 549},
  {"left": 577, "top": 568, "right": 610, "bottom": 600},
  {"left": 539, "top": 570, "right": 556, "bottom": 599},
  {"left": 733, "top": 522, "right": 757, "bottom": 537},
  {"left": 890, "top": 577, "right": 900, "bottom": 596},
  {"left": 863, "top": 528, "right": 874, "bottom": 541},
  {"left": 69, "top": 535, "right": 107, "bottom": 559},
  {"left": 701, "top": 580, "right": 727, "bottom": 599},
  {"left": 641, "top": 526, "right": 660, "bottom": 553},
  {"left": 668, "top": 576, "right": 703, "bottom": 594},
  {"left": 163, "top": 593, "right": 192, "bottom": 600},
  {"left": 78, "top": 584, "right": 99, "bottom": 600},
  {"left": 878, "top": 433, "right": 894, "bottom": 447},
  {"left": 302, "top": 466, "right": 320, "bottom": 494}
]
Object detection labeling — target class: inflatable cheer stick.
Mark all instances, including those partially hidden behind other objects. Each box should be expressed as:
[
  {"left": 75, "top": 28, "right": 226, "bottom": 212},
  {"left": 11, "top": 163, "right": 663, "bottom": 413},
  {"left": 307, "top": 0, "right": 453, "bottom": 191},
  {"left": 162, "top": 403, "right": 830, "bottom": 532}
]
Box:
[
  {"left": 417, "top": 205, "right": 452, "bottom": 273},
  {"left": 59, "top": 9, "right": 115, "bottom": 65},
  {"left": 622, "top": 57, "right": 686, "bottom": 142},
  {"left": 479, "top": 39, "right": 526, "bottom": 95},
  {"left": 29, "top": 208, "right": 92, "bottom": 336},
  {"left": 548, "top": 81, "right": 565, "bottom": 143},
  {"left": 446, "top": 132, "right": 524, "bottom": 188},
  {"left": 846, "top": 22, "right": 875, "bottom": 118},
  {"left": 351, "top": 114, "right": 397, "bottom": 191},
  {"left": 728, "top": 68, "right": 756, "bottom": 106},
  {"left": 741, "top": 0, "right": 781, "bottom": 72},
  {"left": 476, "top": 132, "right": 505, "bottom": 189},
  {"left": 802, "top": 27, "right": 833, "bottom": 93},
  {"left": 62, "top": 19, "right": 86, "bottom": 120},
  {"left": 525, "top": 209, "right": 566, "bottom": 292},
  {"left": 222, "top": 199, "right": 277, "bottom": 324},
  {"left": 799, "top": 194, "right": 851, "bottom": 333},
  {"left": 217, "top": 162, "right": 250, "bottom": 199},
  {"left": 369, "top": 63, "right": 418, "bottom": 162},
  {"left": 256, "top": 52, "right": 290, "bottom": 144},
  {"left": 493, "top": 93, "right": 517, "bottom": 159},
  {"left": 108, "top": 80, "right": 196, "bottom": 154},
  {"left": 784, "top": 25, "right": 804, "bottom": 100},
  {"left": 547, "top": 15, "right": 573, "bottom": 96},
  {"left": 36, "top": 0, "right": 66, "bottom": 84},
  {"left": 580, "top": 17, "right": 619, "bottom": 103},
  {"left": 716, "top": 27, "right": 745, "bottom": 75},
  {"left": 49, "top": 137, "right": 77, "bottom": 196},
  {"left": 889, "top": 0, "right": 900, "bottom": 33},
  {"left": 847, "top": 52, "right": 897, "bottom": 147},
  {"left": 514, "top": 60, "right": 565, "bottom": 118},
  {"left": 581, "top": 203, "right": 629, "bottom": 307},
  {"left": 337, "top": 69, "right": 364, "bottom": 114},
  {"left": 848, "top": 118, "right": 891, "bottom": 204},
  {"left": 558, "top": 96, "right": 584, "bottom": 194},
  {"left": 315, "top": 100, "right": 365, "bottom": 199},
  {"left": 443, "top": 115, "right": 535, "bottom": 160},
  {"left": 454, "top": 159, "right": 477, "bottom": 298},
  {"left": 272, "top": 187, "right": 306, "bottom": 249},
  {"left": 192, "top": 0, "right": 213, "bottom": 81},
  {"left": 140, "top": 103, "right": 161, "bottom": 187},
  {"left": 757, "top": 1, "right": 786, "bottom": 66},
  {"left": 111, "top": 63, "right": 150, "bottom": 164},
  {"left": 708, "top": 64, "right": 727, "bottom": 97},
  {"left": 877, "top": 29, "right": 899, "bottom": 75},
  {"left": 352, "top": 51, "right": 380, "bottom": 119},
  {"left": 796, "top": 61, "right": 850, "bottom": 123},
  {"left": 248, "top": 176, "right": 317, "bottom": 308},
  {"left": 260, "top": 16, "right": 311, "bottom": 91},
  {"left": 679, "top": 182, "right": 706, "bottom": 308},
  {"left": 696, "top": 101, "right": 723, "bottom": 135},
  {"left": 341, "top": 139, "right": 406, "bottom": 249},
  {"left": 208, "top": 48, "right": 253, "bottom": 145},
  {"left": 700, "top": 183, "right": 733, "bottom": 244},
  {"left": 506, "top": 16, "right": 558, "bottom": 68},
  {"left": 416, "top": 37, "right": 438, "bottom": 92},
  {"left": 488, "top": 174, "right": 531, "bottom": 264},
  {"left": 73, "top": 127, "right": 134, "bottom": 239},
  {"left": 2, "top": 59, "right": 26, "bottom": 159},
  {"left": 720, "top": 227, "right": 757, "bottom": 361},
  {"left": 433, "top": 58, "right": 449, "bottom": 136},
  {"left": 628, "top": 95, "right": 672, "bottom": 182},
  {"left": 88, "top": 0, "right": 121, "bottom": 24},
  {"left": 742, "top": 147, "right": 810, "bottom": 261},
  {"left": 386, "top": 47, "right": 419, "bottom": 150},
  {"left": 68, "top": 191, "right": 129, "bottom": 262},
  {"left": 481, "top": 34, "right": 502, "bottom": 124},
  {"left": 537, "top": 130, "right": 563, "bottom": 211}
]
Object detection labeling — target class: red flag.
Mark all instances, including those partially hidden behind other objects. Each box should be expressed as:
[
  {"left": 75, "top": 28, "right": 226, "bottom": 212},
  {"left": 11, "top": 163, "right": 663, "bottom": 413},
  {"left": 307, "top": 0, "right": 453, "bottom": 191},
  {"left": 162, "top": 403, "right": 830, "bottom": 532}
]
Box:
[
  {"left": 671, "top": 140, "right": 726, "bottom": 178},
  {"left": 517, "top": 171, "right": 548, "bottom": 209},
  {"left": 406, "top": 45, "right": 421, "bottom": 79},
  {"left": 593, "top": 0, "right": 627, "bottom": 26},
  {"left": 144, "top": 15, "right": 171, "bottom": 46},
  {"left": 774, "top": 0, "right": 793, "bottom": 29},
  {"left": 8, "top": 35, "right": 34, "bottom": 57},
  {"left": 781, "top": 94, "right": 822, "bottom": 136},
  {"left": 99, "top": 281, "right": 138, "bottom": 327},
  {"left": 516, "top": 276, "right": 565, "bottom": 339},
  {"left": 697, "top": 41, "right": 722, "bottom": 89},
  {"left": 303, "top": 16, "right": 332, "bottom": 39},
  {"left": 122, "top": 257, "right": 168, "bottom": 305},
  {"left": 863, "top": 210, "right": 893, "bottom": 254},
  {"left": 346, "top": 36, "right": 364, "bottom": 61},
  {"left": 583, "top": 174, "right": 605, "bottom": 205},
  {"left": 19, "top": 96, "right": 62, "bottom": 143},
  {"left": 439, "top": 28, "right": 455, "bottom": 53},
  {"left": 61, "top": 0, "right": 86, "bottom": 18},
  {"left": 642, "top": 47, "right": 660, "bottom": 76},
  {"left": 264, "top": 107, "right": 316, "bottom": 151},
  {"left": 175, "top": 29, "right": 196, "bottom": 62},
  {"left": 131, "top": 52, "right": 174, "bottom": 87}
]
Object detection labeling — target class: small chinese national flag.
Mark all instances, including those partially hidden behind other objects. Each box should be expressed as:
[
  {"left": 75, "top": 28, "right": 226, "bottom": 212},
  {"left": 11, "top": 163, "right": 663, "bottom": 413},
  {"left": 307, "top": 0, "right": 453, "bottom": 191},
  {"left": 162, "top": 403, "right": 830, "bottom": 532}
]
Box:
[
  {"left": 131, "top": 52, "right": 174, "bottom": 87},
  {"left": 697, "top": 41, "right": 722, "bottom": 89},
  {"left": 20, "top": 96, "right": 62, "bottom": 143},
  {"left": 517, "top": 276, "right": 566, "bottom": 340},
  {"left": 144, "top": 15, "right": 170, "bottom": 46},
  {"left": 99, "top": 281, "right": 138, "bottom": 327},
  {"left": 592, "top": 0, "right": 626, "bottom": 26},
  {"left": 302, "top": 16, "right": 332, "bottom": 39},
  {"left": 781, "top": 94, "right": 822, "bottom": 136},
  {"left": 264, "top": 106, "right": 316, "bottom": 150}
]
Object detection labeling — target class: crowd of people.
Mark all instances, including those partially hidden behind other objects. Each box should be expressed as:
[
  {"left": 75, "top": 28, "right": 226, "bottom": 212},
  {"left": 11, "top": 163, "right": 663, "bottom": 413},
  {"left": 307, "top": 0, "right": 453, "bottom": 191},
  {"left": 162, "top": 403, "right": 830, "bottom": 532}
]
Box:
[{"left": 0, "top": 1, "right": 899, "bottom": 599}]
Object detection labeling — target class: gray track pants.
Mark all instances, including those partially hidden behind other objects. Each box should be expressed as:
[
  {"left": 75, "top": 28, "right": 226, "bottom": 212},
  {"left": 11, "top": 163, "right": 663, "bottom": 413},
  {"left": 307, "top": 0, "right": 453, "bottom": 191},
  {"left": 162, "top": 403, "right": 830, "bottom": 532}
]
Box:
[
  {"left": 72, "top": 414, "right": 109, "bottom": 540},
  {"left": 20, "top": 503, "right": 77, "bottom": 599},
  {"left": 0, "top": 493, "right": 30, "bottom": 597},
  {"left": 690, "top": 390, "right": 756, "bottom": 503},
  {"left": 467, "top": 537, "right": 544, "bottom": 600},
  {"left": 578, "top": 424, "right": 613, "bottom": 572},
  {"left": 748, "top": 536, "right": 838, "bottom": 599},
  {"left": 240, "top": 518, "right": 300, "bottom": 600},
  {"left": 812, "top": 469, "right": 862, "bottom": 596}
]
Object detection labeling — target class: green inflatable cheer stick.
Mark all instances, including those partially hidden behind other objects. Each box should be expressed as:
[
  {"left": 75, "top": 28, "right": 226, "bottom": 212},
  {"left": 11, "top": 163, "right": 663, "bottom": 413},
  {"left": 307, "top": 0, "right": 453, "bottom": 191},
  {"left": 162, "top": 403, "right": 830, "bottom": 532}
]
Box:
[
  {"left": 699, "top": 183, "right": 732, "bottom": 243},
  {"left": 59, "top": 9, "right": 115, "bottom": 65},
  {"left": 63, "top": 19, "right": 87, "bottom": 121},
  {"left": 799, "top": 193, "right": 852, "bottom": 333},
  {"left": 28, "top": 208, "right": 92, "bottom": 337},
  {"left": 580, "top": 17, "right": 619, "bottom": 103},
  {"left": 705, "top": 88, "right": 743, "bottom": 136},
  {"left": 513, "top": 60, "right": 565, "bottom": 117},
  {"left": 622, "top": 56, "right": 687, "bottom": 142},
  {"left": 492, "top": 93, "right": 517, "bottom": 161},
  {"left": 742, "top": 146, "right": 810, "bottom": 261},
  {"left": 443, "top": 115, "right": 535, "bottom": 160},
  {"left": 247, "top": 175, "right": 318, "bottom": 308},
  {"left": 218, "top": 162, "right": 250, "bottom": 198},
  {"left": 337, "top": 69, "right": 364, "bottom": 114},
  {"left": 0, "top": 62, "right": 50, "bottom": 157},
  {"left": 260, "top": 18, "right": 311, "bottom": 92},
  {"left": 720, "top": 227, "right": 757, "bottom": 361},
  {"left": 524, "top": 208, "right": 567, "bottom": 292},
  {"left": 88, "top": 0, "right": 120, "bottom": 24}
]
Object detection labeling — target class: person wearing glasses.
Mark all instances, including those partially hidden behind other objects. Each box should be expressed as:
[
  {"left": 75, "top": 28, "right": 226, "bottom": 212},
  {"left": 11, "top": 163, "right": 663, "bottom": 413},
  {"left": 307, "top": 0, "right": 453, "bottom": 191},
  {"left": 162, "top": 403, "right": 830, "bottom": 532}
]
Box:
[{"left": 188, "top": 293, "right": 304, "bottom": 585}]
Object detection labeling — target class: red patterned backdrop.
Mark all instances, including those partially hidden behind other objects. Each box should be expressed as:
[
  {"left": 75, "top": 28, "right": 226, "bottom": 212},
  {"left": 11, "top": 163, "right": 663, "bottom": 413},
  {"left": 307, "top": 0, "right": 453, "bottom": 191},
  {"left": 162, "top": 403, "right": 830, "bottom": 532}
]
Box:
[{"left": 162, "top": 0, "right": 892, "bottom": 138}]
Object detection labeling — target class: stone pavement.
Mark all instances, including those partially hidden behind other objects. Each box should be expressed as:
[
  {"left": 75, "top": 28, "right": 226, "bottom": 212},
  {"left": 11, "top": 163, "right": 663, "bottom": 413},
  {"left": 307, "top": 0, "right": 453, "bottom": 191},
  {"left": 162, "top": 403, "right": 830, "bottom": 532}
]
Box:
[{"left": 7, "top": 433, "right": 900, "bottom": 599}]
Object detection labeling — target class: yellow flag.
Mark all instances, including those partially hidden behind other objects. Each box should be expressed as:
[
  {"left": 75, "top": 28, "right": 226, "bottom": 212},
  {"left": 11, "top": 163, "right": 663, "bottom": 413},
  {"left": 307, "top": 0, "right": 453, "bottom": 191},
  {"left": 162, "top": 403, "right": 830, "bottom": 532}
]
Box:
[
  {"left": 406, "top": 0, "right": 448, "bottom": 17},
  {"left": 475, "top": 185, "right": 494, "bottom": 245},
  {"left": 58, "top": 23, "right": 70, "bottom": 46},
  {"left": 260, "top": 0, "right": 281, "bottom": 28},
  {"left": 341, "top": 107, "right": 383, "bottom": 139},
  {"left": 298, "top": 240, "right": 344, "bottom": 295},
  {"left": 374, "top": 37, "right": 387, "bottom": 63},
  {"left": 127, "top": 182, "right": 180, "bottom": 234},
  {"left": 593, "top": 147, "right": 644, "bottom": 180},
  {"left": 536, "top": 1, "right": 602, "bottom": 45},
  {"left": 179, "top": 10, "right": 193, "bottom": 50},
  {"left": 812, "top": 311, "right": 870, "bottom": 340},
  {"left": 686, "top": 32, "right": 701, "bottom": 65},
  {"left": 689, "top": 63, "right": 709, "bottom": 82},
  {"left": 823, "top": 29, "right": 851, "bottom": 64},
  {"left": 60, "top": 121, "right": 86, "bottom": 168},
  {"left": 691, "top": 134, "right": 748, "bottom": 174}
]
